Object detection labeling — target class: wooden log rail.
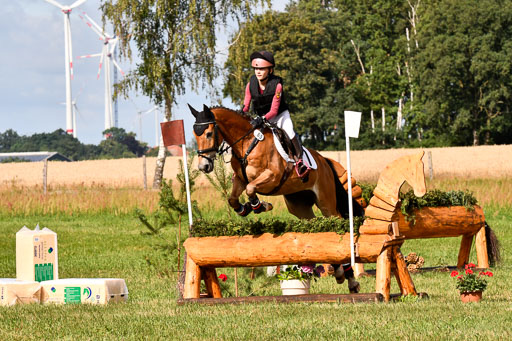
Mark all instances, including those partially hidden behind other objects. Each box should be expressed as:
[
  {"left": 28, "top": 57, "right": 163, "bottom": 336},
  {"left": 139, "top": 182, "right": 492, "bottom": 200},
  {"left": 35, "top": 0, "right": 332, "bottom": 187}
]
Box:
[{"left": 182, "top": 232, "right": 417, "bottom": 303}]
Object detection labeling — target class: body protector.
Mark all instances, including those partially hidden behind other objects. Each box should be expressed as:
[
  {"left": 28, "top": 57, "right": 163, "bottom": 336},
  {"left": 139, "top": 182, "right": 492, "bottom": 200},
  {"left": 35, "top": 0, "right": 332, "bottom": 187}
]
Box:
[{"left": 249, "top": 74, "right": 289, "bottom": 117}]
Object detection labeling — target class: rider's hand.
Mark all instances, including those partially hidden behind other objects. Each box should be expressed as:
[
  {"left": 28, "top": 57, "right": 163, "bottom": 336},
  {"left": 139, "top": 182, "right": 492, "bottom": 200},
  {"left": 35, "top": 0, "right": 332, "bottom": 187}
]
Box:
[{"left": 250, "top": 116, "right": 264, "bottom": 129}]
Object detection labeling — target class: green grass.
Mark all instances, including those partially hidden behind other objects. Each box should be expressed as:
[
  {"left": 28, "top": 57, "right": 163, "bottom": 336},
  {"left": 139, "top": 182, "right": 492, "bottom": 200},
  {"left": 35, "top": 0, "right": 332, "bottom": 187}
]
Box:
[{"left": 1, "top": 202, "right": 512, "bottom": 339}]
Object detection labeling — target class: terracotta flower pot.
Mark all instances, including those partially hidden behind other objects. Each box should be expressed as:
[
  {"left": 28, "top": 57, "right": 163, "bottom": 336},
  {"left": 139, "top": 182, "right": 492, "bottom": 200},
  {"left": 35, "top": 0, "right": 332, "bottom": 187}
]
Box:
[
  {"left": 460, "top": 291, "right": 482, "bottom": 303},
  {"left": 280, "top": 279, "right": 311, "bottom": 295}
]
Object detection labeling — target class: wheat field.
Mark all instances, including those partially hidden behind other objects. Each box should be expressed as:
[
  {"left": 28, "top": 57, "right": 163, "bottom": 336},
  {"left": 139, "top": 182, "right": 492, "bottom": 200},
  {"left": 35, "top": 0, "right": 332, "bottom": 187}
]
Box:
[{"left": 1, "top": 145, "right": 511, "bottom": 188}]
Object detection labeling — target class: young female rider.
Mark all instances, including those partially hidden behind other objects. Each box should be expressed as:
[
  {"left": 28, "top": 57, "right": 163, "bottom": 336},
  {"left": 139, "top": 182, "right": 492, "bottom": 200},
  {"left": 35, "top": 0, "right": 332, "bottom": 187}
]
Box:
[{"left": 241, "top": 50, "right": 310, "bottom": 179}]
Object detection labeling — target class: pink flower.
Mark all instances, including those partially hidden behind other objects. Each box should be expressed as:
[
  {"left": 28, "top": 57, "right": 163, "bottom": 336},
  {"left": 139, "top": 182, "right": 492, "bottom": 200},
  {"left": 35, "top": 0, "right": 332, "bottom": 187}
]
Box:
[
  {"left": 300, "top": 265, "right": 315, "bottom": 274},
  {"left": 218, "top": 274, "right": 227, "bottom": 282},
  {"left": 314, "top": 265, "right": 325, "bottom": 276},
  {"left": 451, "top": 271, "right": 459, "bottom": 277}
]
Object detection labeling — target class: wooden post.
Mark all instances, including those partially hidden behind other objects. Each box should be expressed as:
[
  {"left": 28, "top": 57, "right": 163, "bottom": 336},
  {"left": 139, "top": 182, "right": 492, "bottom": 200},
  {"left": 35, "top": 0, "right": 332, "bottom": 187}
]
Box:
[
  {"left": 475, "top": 226, "right": 489, "bottom": 268},
  {"left": 43, "top": 159, "right": 48, "bottom": 195},
  {"left": 427, "top": 151, "right": 434, "bottom": 180},
  {"left": 234, "top": 268, "right": 239, "bottom": 297},
  {"left": 392, "top": 247, "right": 417, "bottom": 296},
  {"left": 183, "top": 254, "right": 201, "bottom": 299},
  {"left": 457, "top": 234, "right": 473, "bottom": 268},
  {"left": 375, "top": 247, "right": 391, "bottom": 302},
  {"left": 142, "top": 155, "right": 147, "bottom": 190},
  {"left": 203, "top": 268, "right": 222, "bottom": 298}
]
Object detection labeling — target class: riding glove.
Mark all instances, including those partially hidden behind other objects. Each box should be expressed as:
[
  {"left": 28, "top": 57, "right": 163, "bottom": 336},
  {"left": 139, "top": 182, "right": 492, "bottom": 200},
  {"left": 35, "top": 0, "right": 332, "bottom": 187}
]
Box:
[{"left": 250, "top": 116, "right": 264, "bottom": 129}]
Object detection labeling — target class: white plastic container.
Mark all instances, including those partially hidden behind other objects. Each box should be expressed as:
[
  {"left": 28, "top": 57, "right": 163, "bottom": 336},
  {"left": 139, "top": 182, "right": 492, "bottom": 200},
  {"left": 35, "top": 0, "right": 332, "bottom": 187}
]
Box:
[
  {"left": 0, "top": 279, "right": 42, "bottom": 306},
  {"left": 16, "top": 225, "right": 58, "bottom": 282},
  {"left": 40, "top": 278, "right": 128, "bottom": 304}
]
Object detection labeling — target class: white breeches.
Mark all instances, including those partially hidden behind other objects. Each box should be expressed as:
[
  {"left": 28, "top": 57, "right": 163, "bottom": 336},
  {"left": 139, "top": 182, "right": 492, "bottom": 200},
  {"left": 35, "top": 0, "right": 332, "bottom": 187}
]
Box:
[{"left": 268, "top": 110, "right": 295, "bottom": 139}]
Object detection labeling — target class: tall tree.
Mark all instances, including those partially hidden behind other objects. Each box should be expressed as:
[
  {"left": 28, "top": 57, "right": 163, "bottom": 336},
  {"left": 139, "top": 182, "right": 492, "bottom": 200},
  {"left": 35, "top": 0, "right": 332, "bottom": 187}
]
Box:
[
  {"left": 413, "top": 0, "right": 512, "bottom": 145},
  {"left": 102, "top": 0, "right": 267, "bottom": 188}
]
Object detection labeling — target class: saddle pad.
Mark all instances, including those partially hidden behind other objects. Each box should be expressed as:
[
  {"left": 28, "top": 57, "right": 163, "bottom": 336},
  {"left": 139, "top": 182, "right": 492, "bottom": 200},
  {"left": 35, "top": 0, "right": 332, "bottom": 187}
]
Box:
[{"left": 273, "top": 133, "right": 317, "bottom": 169}]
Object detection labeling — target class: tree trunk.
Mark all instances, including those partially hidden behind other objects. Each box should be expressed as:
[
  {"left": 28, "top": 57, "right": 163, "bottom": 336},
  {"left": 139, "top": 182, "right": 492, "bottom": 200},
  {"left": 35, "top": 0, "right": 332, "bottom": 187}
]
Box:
[{"left": 152, "top": 98, "right": 172, "bottom": 189}]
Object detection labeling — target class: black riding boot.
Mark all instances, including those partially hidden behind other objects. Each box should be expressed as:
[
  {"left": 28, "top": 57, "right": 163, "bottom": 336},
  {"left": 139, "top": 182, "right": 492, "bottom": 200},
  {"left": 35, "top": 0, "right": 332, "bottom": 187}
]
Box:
[{"left": 291, "top": 135, "right": 310, "bottom": 181}]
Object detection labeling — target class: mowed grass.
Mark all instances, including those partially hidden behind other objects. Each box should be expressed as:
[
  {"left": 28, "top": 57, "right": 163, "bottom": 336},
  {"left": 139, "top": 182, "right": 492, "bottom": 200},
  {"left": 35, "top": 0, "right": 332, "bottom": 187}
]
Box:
[{"left": 1, "top": 178, "right": 512, "bottom": 340}]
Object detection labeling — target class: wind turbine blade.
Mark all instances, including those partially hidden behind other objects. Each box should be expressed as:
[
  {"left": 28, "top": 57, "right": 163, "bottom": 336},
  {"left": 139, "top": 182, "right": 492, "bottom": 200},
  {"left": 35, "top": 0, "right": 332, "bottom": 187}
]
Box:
[
  {"left": 78, "top": 12, "right": 105, "bottom": 40},
  {"left": 77, "top": 53, "right": 102, "bottom": 59},
  {"left": 69, "top": 0, "right": 87, "bottom": 9},
  {"left": 82, "top": 11, "right": 110, "bottom": 39},
  {"left": 97, "top": 49, "right": 105, "bottom": 79},
  {"left": 45, "top": 0, "right": 65, "bottom": 10},
  {"left": 111, "top": 58, "right": 125, "bottom": 77}
]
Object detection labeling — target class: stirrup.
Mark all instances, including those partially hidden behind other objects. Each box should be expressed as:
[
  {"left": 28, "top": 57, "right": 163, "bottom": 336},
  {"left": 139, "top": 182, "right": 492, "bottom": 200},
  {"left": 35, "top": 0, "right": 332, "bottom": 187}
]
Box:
[{"left": 295, "top": 159, "right": 311, "bottom": 178}]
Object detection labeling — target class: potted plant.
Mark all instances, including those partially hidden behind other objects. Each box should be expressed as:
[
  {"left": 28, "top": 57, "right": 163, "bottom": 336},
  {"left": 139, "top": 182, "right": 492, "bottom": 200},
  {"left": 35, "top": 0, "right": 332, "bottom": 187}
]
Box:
[
  {"left": 276, "top": 265, "right": 325, "bottom": 295},
  {"left": 451, "top": 263, "right": 493, "bottom": 302}
]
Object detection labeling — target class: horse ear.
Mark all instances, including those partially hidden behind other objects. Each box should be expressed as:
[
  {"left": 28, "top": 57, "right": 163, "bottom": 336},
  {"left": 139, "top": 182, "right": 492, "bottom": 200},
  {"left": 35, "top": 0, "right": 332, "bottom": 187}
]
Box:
[
  {"left": 203, "top": 104, "right": 214, "bottom": 120},
  {"left": 188, "top": 104, "right": 199, "bottom": 119}
]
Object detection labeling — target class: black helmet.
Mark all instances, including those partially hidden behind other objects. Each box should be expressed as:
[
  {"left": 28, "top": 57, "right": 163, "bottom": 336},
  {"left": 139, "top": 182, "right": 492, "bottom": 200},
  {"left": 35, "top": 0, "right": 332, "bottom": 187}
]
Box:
[{"left": 250, "top": 51, "right": 275, "bottom": 68}]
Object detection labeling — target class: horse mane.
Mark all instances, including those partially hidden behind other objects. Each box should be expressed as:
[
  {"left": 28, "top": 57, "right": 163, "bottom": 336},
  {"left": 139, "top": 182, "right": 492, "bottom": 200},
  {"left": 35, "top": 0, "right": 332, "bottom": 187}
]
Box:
[{"left": 210, "top": 105, "right": 251, "bottom": 119}]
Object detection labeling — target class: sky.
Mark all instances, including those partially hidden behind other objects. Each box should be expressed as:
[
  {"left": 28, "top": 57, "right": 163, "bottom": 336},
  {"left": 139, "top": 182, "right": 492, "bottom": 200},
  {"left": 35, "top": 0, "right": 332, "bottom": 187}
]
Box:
[{"left": 0, "top": 1, "right": 287, "bottom": 147}]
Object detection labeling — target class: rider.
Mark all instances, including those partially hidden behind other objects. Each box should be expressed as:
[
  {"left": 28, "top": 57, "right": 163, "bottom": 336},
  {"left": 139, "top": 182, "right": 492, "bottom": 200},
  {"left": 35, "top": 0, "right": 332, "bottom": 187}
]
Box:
[{"left": 241, "top": 50, "right": 310, "bottom": 180}]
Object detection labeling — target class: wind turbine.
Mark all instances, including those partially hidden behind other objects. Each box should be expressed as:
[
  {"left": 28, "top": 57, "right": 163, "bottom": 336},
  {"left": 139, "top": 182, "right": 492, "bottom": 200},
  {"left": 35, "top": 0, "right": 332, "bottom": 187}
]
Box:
[
  {"left": 77, "top": 10, "right": 125, "bottom": 134},
  {"left": 44, "top": 0, "right": 86, "bottom": 136},
  {"left": 136, "top": 106, "right": 159, "bottom": 146}
]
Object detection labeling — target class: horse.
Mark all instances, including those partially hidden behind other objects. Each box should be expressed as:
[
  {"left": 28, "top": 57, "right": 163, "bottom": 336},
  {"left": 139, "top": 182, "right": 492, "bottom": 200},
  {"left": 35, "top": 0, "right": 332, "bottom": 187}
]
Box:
[{"left": 189, "top": 104, "right": 365, "bottom": 292}]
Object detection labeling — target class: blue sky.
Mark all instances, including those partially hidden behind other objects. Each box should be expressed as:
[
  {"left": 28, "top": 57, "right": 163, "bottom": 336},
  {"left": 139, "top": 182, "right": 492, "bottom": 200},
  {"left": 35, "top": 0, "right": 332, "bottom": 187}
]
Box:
[{"left": 1, "top": 1, "right": 286, "bottom": 146}]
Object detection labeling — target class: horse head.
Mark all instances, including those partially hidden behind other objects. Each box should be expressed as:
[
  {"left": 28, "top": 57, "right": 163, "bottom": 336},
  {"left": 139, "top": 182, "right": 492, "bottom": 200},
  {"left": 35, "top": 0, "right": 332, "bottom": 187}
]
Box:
[
  {"left": 189, "top": 104, "right": 224, "bottom": 173},
  {"left": 406, "top": 151, "right": 427, "bottom": 197}
]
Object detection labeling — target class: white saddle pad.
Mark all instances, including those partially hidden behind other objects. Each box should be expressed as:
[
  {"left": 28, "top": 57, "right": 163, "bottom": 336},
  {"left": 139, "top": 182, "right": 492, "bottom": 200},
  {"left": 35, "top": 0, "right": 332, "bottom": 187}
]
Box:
[{"left": 273, "top": 133, "right": 317, "bottom": 169}]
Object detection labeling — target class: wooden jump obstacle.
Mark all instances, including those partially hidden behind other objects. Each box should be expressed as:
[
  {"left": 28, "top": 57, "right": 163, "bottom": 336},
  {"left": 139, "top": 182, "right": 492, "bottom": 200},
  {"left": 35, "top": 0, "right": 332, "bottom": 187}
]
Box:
[
  {"left": 359, "top": 151, "right": 488, "bottom": 271},
  {"left": 181, "top": 154, "right": 434, "bottom": 303}
]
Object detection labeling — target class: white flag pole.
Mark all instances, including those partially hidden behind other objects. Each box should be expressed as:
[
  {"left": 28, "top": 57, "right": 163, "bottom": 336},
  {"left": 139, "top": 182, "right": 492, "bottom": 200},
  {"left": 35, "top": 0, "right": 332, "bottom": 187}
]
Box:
[
  {"left": 181, "top": 143, "right": 193, "bottom": 227},
  {"left": 344, "top": 111, "right": 362, "bottom": 267}
]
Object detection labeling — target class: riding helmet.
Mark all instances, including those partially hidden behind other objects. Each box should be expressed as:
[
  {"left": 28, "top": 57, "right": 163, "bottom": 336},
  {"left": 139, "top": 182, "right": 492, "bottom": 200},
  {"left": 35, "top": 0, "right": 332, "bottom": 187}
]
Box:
[{"left": 250, "top": 51, "right": 275, "bottom": 68}]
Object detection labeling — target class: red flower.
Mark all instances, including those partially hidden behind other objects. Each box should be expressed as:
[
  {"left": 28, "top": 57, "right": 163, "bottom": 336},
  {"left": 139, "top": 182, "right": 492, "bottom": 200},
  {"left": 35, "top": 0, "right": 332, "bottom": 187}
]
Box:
[
  {"left": 466, "top": 269, "right": 474, "bottom": 275},
  {"left": 487, "top": 272, "right": 494, "bottom": 277},
  {"left": 467, "top": 263, "right": 476, "bottom": 268},
  {"left": 457, "top": 276, "right": 462, "bottom": 280},
  {"left": 218, "top": 274, "right": 227, "bottom": 282},
  {"left": 450, "top": 271, "right": 459, "bottom": 277}
]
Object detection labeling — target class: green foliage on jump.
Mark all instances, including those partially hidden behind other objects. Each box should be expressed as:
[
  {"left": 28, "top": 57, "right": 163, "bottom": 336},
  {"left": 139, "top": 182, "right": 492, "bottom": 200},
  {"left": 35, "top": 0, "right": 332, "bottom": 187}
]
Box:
[
  {"left": 190, "top": 216, "right": 365, "bottom": 238},
  {"left": 400, "top": 190, "right": 478, "bottom": 223}
]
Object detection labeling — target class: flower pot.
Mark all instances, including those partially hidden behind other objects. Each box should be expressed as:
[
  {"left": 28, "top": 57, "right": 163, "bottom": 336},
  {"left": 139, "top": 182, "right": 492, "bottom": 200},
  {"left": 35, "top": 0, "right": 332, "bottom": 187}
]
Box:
[
  {"left": 280, "top": 279, "right": 311, "bottom": 295},
  {"left": 460, "top": 291, "right": 482, "bottom": 303}
]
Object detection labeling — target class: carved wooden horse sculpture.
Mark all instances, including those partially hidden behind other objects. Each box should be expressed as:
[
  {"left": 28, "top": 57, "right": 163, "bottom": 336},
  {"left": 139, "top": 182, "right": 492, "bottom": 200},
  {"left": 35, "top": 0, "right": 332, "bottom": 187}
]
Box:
[{"left": 190, "top": 105, "right": 365, "bottom": 292}]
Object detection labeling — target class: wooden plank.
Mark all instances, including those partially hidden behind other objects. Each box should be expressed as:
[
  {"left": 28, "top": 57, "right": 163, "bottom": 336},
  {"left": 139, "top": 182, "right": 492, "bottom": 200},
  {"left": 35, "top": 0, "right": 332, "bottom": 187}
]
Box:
[
  {"left": 184, "top": 232, "right": 391, "bottom": 267},
  {"left": 392, "top": 247, "right": 417, "bottom": 296},
  {"left": 375, "top": 248, "right": 391, "bottom": 302},
  {"left": 177, "top": 293, "right": 384, "bottom": 305},
  {"left": 475, "top": 226, "right": 489, "bottom": 268},
  {"left": 457, "top": 234, "right": 473, "bottom": 268},
  {"left": 183, "top": 254, "right": 201, "bottom": 299},
  {"left": 203, "top": 267, "right": 222, "bottom": 298},
  {"left": 398, "top": 206, "right": 485, "bottom": 239},
  {"left": 369, "top": 196, "right": 396, "bottom": 211},
  {"left": 359, "top": 219, "right": 391, "bottom": 235},
  {"left": 365, "top": 205, "right": 398, "bottom": 221}
]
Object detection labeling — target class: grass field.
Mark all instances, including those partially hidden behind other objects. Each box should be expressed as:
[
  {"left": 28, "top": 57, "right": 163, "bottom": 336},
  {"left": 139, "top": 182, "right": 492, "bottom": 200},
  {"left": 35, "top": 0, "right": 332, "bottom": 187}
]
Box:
[{"left": 1, "top": 147, "right": 512, "bottom": 340}]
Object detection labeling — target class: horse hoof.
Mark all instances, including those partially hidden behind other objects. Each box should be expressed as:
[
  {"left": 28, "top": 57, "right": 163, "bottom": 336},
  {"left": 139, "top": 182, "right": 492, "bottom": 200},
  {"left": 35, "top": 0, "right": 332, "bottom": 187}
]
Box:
[
  {"left": 253, "top": 201, "right": 273, "bottom": 214},
  {"left": 263, "top": 202, "right": 273, "bottom": 212},
  {"left": 349, "top": 282, "right": 361, "bottom": 294},
  {"left": 336, "top": 276, "right": 345, "bottom": 284},
  {"left": 236, "top": 202, "right": 252, "bottom": 217}
]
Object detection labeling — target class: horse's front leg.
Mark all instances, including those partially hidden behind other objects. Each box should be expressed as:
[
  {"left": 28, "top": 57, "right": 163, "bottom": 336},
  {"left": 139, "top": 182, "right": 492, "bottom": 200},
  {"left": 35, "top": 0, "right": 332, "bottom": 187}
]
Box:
[
  {"left": 245, "top": 169, "right": 275, "bottom": 214},
  {"left": 228, "top": 174, "right": 252, "bottom": 217}
]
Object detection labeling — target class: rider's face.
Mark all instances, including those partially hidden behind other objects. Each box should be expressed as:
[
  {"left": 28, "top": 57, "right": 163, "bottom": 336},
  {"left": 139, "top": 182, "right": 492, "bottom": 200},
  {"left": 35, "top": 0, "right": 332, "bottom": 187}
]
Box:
[{"left": 254, "top": 67, "right": 271, "bottom": 82}]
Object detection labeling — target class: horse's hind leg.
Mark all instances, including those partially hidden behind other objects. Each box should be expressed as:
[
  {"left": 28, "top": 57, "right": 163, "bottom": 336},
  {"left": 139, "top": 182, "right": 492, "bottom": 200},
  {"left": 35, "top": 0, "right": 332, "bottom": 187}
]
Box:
[
  {"left": 283, "top": 191, "right": 316, "bottom": 219},
  {"left": 333, "top": 264, "right": 360, "bottom": 293}
]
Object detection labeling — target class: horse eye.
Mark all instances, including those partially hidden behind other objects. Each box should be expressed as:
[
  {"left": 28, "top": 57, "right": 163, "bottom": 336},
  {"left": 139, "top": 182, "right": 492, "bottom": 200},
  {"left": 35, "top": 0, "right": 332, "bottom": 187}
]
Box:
[{"left": 206, "top": 131, "right": 213, "bottom": 139}]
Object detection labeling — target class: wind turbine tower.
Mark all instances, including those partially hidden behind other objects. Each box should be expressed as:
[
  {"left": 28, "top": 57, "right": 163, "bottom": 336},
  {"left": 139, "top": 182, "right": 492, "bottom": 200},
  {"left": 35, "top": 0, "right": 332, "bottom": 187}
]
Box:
[
  {"left": 44, "top": 0, "right": 86, "bottom": 137},
  {"left": 77, "top": 11, "right": 124, "bottom": 133}
]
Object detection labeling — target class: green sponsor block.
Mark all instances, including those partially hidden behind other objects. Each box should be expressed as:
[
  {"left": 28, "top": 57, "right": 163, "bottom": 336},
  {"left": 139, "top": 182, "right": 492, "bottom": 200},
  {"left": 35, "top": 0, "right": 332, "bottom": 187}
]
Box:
[
  {"left": 64, "top": 287, "right": 81, "bottom": 304},
  {"left": 35, "top": 263, "right": 54, "bottom": 282}
]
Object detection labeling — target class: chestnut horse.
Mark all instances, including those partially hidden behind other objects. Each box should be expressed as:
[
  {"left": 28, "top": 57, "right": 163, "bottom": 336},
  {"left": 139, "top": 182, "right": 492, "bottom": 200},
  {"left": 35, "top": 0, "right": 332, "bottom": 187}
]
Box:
[{"left": 189, "top": 105, "right": 365, "bottom": 292}]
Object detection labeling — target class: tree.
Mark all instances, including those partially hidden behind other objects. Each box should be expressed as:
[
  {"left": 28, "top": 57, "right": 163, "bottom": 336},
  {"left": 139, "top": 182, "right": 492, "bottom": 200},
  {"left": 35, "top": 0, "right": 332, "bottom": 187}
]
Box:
[
  {"left": 102, "top": 0, "right": 268, "bottom": 188},
  {"left": 103, "top": 127, "right": 147, "bottom": 156},
  {"left": 413, "top": 0, "right": 512, "bottom": 145}
]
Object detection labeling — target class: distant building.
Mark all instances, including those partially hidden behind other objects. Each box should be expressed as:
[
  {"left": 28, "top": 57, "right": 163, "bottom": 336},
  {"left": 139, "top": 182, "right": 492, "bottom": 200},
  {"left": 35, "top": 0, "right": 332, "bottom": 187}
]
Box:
[{"left": 0, "top": 152, "right": 71, "bottom": 162}]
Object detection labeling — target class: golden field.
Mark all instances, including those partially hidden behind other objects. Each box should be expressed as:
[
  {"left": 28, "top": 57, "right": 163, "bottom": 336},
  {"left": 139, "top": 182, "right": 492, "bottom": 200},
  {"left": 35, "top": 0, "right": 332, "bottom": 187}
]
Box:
[{"left": 1, "top": 145, "right": 511, "bottom": 188}]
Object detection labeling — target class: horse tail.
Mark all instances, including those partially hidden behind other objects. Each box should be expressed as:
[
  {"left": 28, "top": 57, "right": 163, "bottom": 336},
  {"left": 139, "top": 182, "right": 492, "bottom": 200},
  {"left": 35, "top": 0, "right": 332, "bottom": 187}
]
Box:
[
  {"left": 485, "top": 221, "right": 501, "bottom": 267},
  {"left": 324, "top": 157, "right": 365, "bottom": 218}
]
